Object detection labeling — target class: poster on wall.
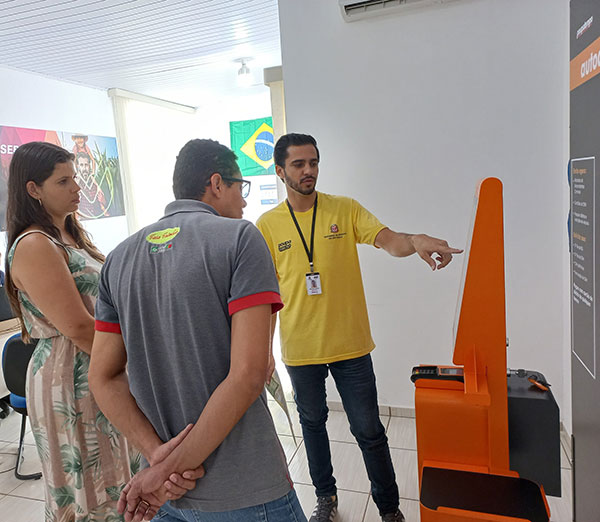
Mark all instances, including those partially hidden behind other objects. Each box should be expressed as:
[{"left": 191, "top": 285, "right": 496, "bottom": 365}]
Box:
[
  {"left": 230, "top": 117, "right": 276, "bottom": 177},
  {"left": 0, "top": 125, "right": 126, "bottom": 230}
]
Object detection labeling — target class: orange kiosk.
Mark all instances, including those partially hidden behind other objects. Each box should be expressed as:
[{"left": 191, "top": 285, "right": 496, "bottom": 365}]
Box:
[{"left": 412, "top": 178, "right": 551, "bottom": 522}]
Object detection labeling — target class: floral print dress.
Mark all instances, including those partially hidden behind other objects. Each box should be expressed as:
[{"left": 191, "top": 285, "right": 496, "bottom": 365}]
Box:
[{"left": 8, "top": 231, "right": 139, "bottom": 522}]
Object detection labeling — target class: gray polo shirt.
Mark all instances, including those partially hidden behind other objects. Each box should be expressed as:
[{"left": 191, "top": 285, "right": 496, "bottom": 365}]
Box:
[{"left": 95, "top": 199, "right": 291, "bottom": 512}]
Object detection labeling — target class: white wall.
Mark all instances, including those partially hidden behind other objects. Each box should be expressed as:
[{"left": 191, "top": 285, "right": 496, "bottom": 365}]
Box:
[
  {"left": 278, "top": 0, "right": 571, "bottom": 426},
  {"left": 0, "top": 66, "right": 276, "bottom": 252},
  {"left": 112, "top": 89, "right": 274, "bottom": 233},
  {"left": 0, "top": 65, "right": 128, "bottom": 255}
]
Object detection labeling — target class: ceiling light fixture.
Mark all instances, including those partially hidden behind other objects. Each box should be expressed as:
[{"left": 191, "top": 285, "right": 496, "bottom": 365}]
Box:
[{"left": 235, "top": 58, "right": 253, "bottom": 87}]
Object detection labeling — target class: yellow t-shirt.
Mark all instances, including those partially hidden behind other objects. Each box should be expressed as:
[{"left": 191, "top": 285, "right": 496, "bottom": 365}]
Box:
[{"left": 256, "top": 192, "right": 387, "bottom": 366}]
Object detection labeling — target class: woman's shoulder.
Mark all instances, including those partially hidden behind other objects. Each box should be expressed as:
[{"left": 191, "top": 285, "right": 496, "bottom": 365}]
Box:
[{"left": 11, "top": 229, "right": 66, "bottom": 262}]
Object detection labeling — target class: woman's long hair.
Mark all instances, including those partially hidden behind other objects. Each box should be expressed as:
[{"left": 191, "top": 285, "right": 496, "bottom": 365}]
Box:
[{"left": 4, "top": 141, "right": 105, "bottom": 339}]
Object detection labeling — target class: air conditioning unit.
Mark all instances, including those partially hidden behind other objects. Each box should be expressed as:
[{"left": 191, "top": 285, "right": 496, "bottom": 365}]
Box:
[{"left": 339, "top": 0, "right": 458, "bottom": 22}]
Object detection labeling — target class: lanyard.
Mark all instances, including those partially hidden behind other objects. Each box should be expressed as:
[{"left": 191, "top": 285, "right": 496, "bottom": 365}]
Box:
[{"left": 286, "top": 193, "right": 318, "bottom": 272}]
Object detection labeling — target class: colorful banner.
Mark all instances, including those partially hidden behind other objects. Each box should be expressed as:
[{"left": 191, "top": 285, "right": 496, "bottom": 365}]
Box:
[
  {"left": 230, "top": 117, "right": 276, "bottom": 177},
  {"left": 0, "top": 125, "right": 125, "bottom": 230},
  {"left": 570, "top": 34, "right": 600, "bottom": 91}
]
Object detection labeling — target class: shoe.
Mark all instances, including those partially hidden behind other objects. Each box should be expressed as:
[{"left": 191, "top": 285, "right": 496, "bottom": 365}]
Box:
[
  {"left": 309, "top": 495, "right": 338, "bottom": 521},
  {"left": 381, "top": 509, "right": 405, "bottom": 522}
]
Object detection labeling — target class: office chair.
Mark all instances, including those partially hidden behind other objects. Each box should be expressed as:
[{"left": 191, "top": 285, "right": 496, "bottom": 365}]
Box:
[{"left": 2, "top": 333, "right": 42, "bottom": 480}]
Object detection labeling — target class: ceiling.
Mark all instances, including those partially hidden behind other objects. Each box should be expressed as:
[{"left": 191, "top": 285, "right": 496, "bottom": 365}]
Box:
[{"left": 0, "top": 0, "right": 282, "bottom": 107}]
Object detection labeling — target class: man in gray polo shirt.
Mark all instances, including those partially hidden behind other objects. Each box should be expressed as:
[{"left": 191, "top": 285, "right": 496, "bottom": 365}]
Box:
[{"left": 89, "top": 139, "right": 305, "bottom": 522}]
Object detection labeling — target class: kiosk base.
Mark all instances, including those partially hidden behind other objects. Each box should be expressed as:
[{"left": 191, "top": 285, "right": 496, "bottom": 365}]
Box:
[{"left": 420, "top": 467, "right": 549, "bottom": 522}]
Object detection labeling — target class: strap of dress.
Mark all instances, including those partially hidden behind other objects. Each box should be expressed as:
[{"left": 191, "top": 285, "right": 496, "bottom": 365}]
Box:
[{"left": 9, "top": 230, "right": 67, "bottom": 266}]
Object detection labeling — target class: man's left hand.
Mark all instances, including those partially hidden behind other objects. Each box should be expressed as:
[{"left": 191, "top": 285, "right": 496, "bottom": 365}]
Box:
[
  {"left": 118, "top": 466, "right": 168, "bottom": 522},
  {"left": 411, "top": 234, "right": 463, "bottom": 270}
]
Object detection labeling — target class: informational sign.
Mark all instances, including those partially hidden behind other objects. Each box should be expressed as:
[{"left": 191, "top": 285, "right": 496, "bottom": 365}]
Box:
[
  {"left": 259, "top": 183, "right": 278, "bottom": 205},
  {"left": 570, "top": 2, "right": 600, "bottom": 518},
  {"left": 571, "top": 157, "right": 595, "bottom": 377},
  {"left": 0, "top": 125, "right": 125, "bottom": 230}
]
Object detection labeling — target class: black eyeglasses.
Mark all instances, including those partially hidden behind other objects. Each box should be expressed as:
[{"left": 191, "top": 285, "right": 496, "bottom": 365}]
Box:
[{"left": 221, "top": 176, "right": 251, "bottom": 198}]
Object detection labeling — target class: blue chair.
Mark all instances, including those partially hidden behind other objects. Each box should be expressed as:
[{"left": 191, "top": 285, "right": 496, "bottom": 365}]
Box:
[{"left": 2, "top": 333, "right": 42, "bottom": 480}]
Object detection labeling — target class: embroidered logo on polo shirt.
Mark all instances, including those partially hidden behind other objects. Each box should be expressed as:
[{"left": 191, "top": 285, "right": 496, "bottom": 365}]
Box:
[
  {"left": 146, "top": 227, "right": 180, "bottom": 244},
  {"left": 146, "top": 227, "right": 180, "bottom": 254},
  {"left": 278, "top": 240, "right": 292, "bottom": 252},
  {"left": 149, "top": 243, "right": 173, "bottom": 254},
  {"left": 330, "top": 224, "right": 339, "bottom": 233}
]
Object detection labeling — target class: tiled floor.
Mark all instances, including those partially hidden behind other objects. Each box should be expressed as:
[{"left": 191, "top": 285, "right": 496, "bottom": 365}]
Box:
[{"left": 0, "top": 403, "right": 573, "bottom": 521}]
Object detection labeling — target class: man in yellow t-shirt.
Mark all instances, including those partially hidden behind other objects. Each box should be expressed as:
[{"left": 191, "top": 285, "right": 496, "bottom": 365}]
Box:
[{"left": 256, "top": 134, "right": 462, "bottom": 522}]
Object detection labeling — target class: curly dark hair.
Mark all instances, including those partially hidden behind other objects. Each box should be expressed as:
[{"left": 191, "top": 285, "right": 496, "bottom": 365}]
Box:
[{"left": 172, "top": 139, "right": 240, "bottom": 199}]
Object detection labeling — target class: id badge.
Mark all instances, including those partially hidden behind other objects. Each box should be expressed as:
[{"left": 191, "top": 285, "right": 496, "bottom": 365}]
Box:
[{"left": 306, "top": 272, "right": 322, "bottom": 295}]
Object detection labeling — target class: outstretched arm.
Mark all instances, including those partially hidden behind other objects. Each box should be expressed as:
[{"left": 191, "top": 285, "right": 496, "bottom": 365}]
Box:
[{"left": 374, "top": 228, "right": 463, "bottom": 270}]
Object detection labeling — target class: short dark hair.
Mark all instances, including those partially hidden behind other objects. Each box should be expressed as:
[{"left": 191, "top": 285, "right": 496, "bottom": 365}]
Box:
[
  {"left": 273, "top": 133, "right": 320, "bottom": 168},
  {"left": 172, "top": 139, "right": 239, "bottom": 200}
]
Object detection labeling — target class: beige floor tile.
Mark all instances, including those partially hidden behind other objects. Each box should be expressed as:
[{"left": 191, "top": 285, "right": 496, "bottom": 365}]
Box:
[
  {"left": 0, "top": 443, "right": 21, "bottom": 495},
  {"left": 0, "top": 494, "right": 44, "bottom": 521},
  {"left": 547, "top": 468, "right": 572, "bottom": 522},
  {"left": 9, "top": 474, "right": 45, "bottom": 502},
  {"left": 560, "top": 446, "right": 571, "bottom": 470},
  {"left": 560, "top": 429, "right": 572, "bottom": 463},
  {"left": 0, "top": 413, "right": 26, "bottom": 444},
  {"left": 364, "top": 497, "right": 421, "bottom": 522},
  {"left": 327, "top": 401, "right": 346, "bottom": 413},
  {"left": 390, "top": 448, "right": 419, "bottom": 501},
  {"left": 0, "top": 442, "right": 42, "bottom": 495},
  {"left": 325, "top": 411, "right": 354, "bottom": 443},
  {"left": 268, "top": 400, "right": 303, "bottom": 439},
  {"left": 294, "top": 482, "right": 369, "bottom": 522},
  {"left": 381, "top": 415, "right": 391, "bottom": 432},
  {"left": 279, "top": 434, "right": 303, "bottom": 464},
  {"left": 386, "top": 418, "right": 417, "bottom": 451},
  {"left": 390, "top": 408, "right": 415, "bottom": 419},
  {"left": 289, "top": 441, "right": 372, "bottom": 494}
]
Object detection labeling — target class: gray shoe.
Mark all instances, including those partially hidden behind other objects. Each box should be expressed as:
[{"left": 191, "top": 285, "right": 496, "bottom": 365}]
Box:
[
  {"left": 309, "top": 495, "right": 338, "bottom": 521},
  {"left": 381, "top": 510, "right": 405, "bottom": 522}
]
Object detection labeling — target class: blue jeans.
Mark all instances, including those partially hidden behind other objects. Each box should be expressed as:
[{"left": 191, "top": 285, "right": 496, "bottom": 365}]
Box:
[
  {"left": 286, "top": 354, "right": 399, "bottom": 515},
  {"left": 153, "top": 489, "right": 306, "bottom": 521}
]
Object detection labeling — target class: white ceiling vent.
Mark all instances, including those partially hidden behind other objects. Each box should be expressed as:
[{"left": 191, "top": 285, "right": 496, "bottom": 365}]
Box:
[{"left": 339, "top": 0, "right": 457, "bottom": 22}]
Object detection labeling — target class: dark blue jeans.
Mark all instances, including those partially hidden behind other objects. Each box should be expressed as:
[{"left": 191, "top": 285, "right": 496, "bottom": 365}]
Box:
[
  {"left": 153, "top": 489, "right": 306, "bottom": 521},
  {"left": 286, "top": 354, "right": 399, "bottom": 515}
]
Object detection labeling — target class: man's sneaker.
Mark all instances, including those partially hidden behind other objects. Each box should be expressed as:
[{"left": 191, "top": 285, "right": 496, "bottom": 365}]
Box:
[
  {"left": 309, "top": 495, "right": 338, "bottom": 522},
  {"left": 381, "top": 509, "right": 405, "bottom": 522}
]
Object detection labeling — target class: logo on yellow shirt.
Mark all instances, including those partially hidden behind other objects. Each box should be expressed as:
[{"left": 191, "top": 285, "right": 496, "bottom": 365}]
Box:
[
  {"left": 278, "top": 240, "right": 292, "bottom": 252},
  {"left": 325, "top": 224, "right": 346, "bottom": 240}
]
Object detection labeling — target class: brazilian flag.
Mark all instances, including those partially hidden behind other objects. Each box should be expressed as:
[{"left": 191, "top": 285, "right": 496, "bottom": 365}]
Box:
[{"left": 230, "top": 117, "right": 276, "bottom": 177}]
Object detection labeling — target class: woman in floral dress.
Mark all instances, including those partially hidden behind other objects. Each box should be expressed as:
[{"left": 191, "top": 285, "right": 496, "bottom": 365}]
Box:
[{"left": 4, "top": 141, "right": 138, "bottom": 521}]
